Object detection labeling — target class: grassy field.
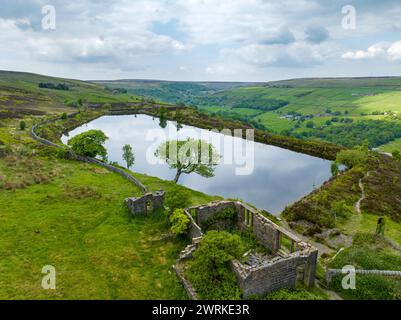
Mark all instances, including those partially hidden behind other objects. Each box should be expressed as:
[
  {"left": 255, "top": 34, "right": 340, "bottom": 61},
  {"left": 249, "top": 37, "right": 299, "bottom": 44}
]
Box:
[
  {"left": 328, "top": 233, "right": 401, "bottom": 300},
  {"left": 0, "top": 116, "right": 218, "bottom": 299},
  {"left": 379, "top": 137, "right": 401, "bottom": 153}
]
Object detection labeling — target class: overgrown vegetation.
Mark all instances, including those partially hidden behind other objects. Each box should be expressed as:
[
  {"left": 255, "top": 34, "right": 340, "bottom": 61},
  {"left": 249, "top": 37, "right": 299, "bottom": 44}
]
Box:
[
  {"left": 200, "top": 207, "right": 237, "bottom": 232},
  {"left": 169, "top": 209, "right": 190, "bottom": 236},
  {"left": 184, "top": 231, "right": 244, "bottom": 300}
]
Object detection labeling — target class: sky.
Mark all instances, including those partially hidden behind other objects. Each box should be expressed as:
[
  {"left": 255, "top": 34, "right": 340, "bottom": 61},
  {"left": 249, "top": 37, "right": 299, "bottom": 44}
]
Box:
[{"left": 1, "top": 0, "right": 401, "bottom": 82}]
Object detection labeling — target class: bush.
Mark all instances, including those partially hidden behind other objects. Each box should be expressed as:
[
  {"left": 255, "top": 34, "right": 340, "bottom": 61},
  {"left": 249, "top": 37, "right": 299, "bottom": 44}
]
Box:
[
  {"left": 169, "top": 209, "right": 190, "bottom": 236},
  {"left": 306, "top": 121, "right": 314, "bottom": 129},
  {"left": 336, "top": 149, "right": 368, "bottom": 169},
  {"left": 392, "top": 150, "right": 401, "bottom": 161},
  {"left": 165, "top": 188, "right": 190, "bottom": 212},
  {"left": 185, "top": 231, "right": 244, "bottom": 299},
  {"left": 200, "top": 207, "right": 237, "bottom": 231},
  {"left": 331, "top": 162, "right": 339, "bottom": 176},
  {"left": 330, "top": 200, "right": 353, "bottom": 219},
  {"left": 19, "top": 121, "right": 26, "bottom": 131}
]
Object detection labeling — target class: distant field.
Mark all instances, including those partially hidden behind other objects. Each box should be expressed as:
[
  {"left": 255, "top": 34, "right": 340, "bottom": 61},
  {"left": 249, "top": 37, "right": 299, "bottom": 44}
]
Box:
[
  {"left": 188, "top": 78, "right": 401, "bottom": 151},
  {"left": 379, "top": 138, "right": 401, "bottom": 153}
]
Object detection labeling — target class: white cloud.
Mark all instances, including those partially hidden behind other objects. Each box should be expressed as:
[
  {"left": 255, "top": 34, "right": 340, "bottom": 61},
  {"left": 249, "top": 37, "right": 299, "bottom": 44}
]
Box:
[
  {"left": 222, "top": 41, "right": 337, "bottom": 68},
  {"left": 1, "top": 0, "right": 401, "bottom": 80},
  {"left": 388, "top": 41, "right": 401, "bottom": 61},
  {"left": 342, "top": 42, "right": 401, "bottom": 62}
]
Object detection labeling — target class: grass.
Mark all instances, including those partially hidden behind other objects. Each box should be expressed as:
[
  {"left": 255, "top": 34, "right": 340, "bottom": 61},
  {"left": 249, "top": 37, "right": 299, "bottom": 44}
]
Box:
[
  {"left": 0, "top": 112, "right": 219, "bottom": 299},
  {"left": 0, "top": 70, "right": 140, "bottom": 116},
  {"left": 263, "top": 286, "right": 329, "bottom": 300},
  {"left": 328, "top": 233, "right": 401, "bottom": 300},
  {"left": 0, "top": 156, "right": 218, "bottom": 299},
  {"left": 379, "top": 137, "right": 401, "bottom": 153}
]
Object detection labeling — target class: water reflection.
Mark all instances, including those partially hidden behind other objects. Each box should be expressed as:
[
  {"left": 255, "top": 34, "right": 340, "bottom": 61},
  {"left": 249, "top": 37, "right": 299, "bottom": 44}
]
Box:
[{"left": 61, "top": 114, "right": 332, "bottom": 214}]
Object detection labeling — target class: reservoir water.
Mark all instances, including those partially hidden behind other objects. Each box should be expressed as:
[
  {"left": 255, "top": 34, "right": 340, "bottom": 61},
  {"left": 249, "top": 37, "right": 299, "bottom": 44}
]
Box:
[{"left": 61, "top": 114, "right": 332, "bottom": 214}]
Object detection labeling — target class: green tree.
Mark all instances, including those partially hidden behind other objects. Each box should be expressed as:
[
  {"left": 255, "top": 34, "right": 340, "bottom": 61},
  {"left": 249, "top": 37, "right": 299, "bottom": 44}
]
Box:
[
  {"left": 169, "top": 209, "right": 190, "bottom": 236},
  {"left": 306, "top": 121, "right": 314, "bottom": 129},
  {"left": 61, "top": 112, "right": 68, "bottom": 120},
  {"left": 336, "top": 149, "right": 368, "bottom": 169},
  {"left": 122, "top": 144, "right": 135, "bottom": 169},
  {"left": 159, "top": 106, "right": 167, "bottom": 129},
  {"left": 331, "top": 162, "right": 339, "bottom": 176},
  {"left": 67, "top": 130, "right": 108, "bottom": 161},
  {"left": 19, "top": 121, "right": 26, "bottom": 131},
  {"left": 155, "top": 138, "right": 220, "bottom": 183}
]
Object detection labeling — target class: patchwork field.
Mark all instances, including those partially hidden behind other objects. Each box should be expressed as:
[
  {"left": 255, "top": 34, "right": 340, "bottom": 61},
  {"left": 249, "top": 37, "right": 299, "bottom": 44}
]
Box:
[{"left": 105, "top": 77, "right": 401, "bottom": 151}]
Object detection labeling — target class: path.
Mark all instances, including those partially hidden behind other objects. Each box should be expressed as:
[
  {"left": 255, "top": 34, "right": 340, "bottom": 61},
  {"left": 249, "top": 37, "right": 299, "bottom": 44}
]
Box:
[{"left": 355, "top": 171, "right": 370, "bottom": 214}]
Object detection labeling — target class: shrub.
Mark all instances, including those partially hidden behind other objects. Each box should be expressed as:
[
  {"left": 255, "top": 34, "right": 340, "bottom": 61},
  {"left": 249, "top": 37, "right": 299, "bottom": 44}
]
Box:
[
  {"left": 61, "top": 113, "right": 68, "bottom": 120},
  {"left": 200, "top": 207, "right": 237, "bottom": 231},
  {"left": 165, "top": 188, "right": 190, "bottom": 212},
  {"left": 185, "top": 231, "right": 244, "bottom": 299},
  {"left": 330, "top": 200, "right": 353, "bottom": 219},
  {"left": 336, "top": 149, "right": 368, "bottom": 169},
  {"left": 169, "top": 209, "right": 190, "bottom": 236},
  {"left": 19, "top": 121, "right": 26, "bottom": 131},
  {"left": 392, "top": 150, "right": 401, "bottom": 161},
  {"left": 331, "top": 162, "right": 339, "bottom": 176}
]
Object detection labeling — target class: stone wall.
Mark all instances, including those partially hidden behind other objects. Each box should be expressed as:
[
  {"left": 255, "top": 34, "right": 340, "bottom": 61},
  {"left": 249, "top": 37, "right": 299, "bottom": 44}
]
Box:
[
  {"left": 252, "top": 213, "right": 281, "bottom": 252},
  {"left": 31, "top": 113, "right": 148, "bottom": 194},
  {"left": 231, "top": 249, "right": 318, "bottom": 297},
  {"left": 184, "top": 209, "right": 203, "bottom": 239},
  {"left": 194, "top": 201, "right": 237, "bottom": 227},
  {"left": 179, "top": 200, "right": 319, "bottom": 299},
  {"left": 125, "top": 191, "right": 165, "bottom": 215}
]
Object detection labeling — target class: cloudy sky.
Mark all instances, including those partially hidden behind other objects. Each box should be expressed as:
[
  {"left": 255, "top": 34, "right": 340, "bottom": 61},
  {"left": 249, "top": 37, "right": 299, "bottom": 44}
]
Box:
[{"left": 1, "top": 0, "right": 401, "bottom": 81}]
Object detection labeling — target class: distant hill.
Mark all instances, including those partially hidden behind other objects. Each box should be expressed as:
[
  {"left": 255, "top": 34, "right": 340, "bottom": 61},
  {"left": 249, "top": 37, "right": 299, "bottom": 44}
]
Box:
[
  {"left": 264, "top": 77, "right": 401, "bottom": 89},
  {"left": 0, "top": 70, "right": 137, "bottom": 115},
  {"left": 2, "top": 71, "right": 401, "bottom": 151},
  {"left": 93, "top": 79, "right": 258, "bottom": 106},
  {"left": 95, "top": 76, "right": 401, "bottom": 151}
]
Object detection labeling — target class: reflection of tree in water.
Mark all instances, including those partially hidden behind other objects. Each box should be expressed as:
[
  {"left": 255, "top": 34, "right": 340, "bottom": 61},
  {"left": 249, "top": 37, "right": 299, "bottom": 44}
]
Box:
[{"left": 159, "top": 117, "right": 167, "bottom": 129}]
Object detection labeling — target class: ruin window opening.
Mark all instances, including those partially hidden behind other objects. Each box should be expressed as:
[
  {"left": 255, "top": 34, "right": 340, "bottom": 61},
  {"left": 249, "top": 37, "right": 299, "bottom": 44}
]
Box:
[
  {"left": 280, "top": 233, "right": 294, "bottom": 254},
  {"left": 146, "top": 200, "right": 153, "bottom": 214},
  {"left": 296, "top": 263, "right": 307, "bottom": 283}
]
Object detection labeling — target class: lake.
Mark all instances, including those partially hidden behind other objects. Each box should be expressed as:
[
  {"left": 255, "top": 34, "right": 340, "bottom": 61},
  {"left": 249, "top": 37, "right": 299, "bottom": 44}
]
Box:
[{"left": 61, "top": 114, "right": 332, "bottom": 214}]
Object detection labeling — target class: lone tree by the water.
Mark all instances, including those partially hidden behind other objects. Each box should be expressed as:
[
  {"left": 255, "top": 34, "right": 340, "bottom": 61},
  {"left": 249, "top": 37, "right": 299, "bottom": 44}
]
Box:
[
  {"left": 68, "top": 130, "right": 108, "bottom": 161},
  {"left": 155, "top": 138, "right": 220, "bottom": 183},
  {"left": 122, "top": 144, "right": 135, "bottom": 169}
]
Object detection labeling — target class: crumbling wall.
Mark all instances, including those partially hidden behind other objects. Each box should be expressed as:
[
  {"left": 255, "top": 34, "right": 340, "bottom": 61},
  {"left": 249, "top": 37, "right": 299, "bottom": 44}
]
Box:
[
  {"left": 125, "top": 191, "right": 165, "bottom": 215},
  {"left": 194, "top": 201, "right": 237, "bottom": 229},
  {"left": 184, "top": 209, "right": 203, "bottom": 239},
  {"left": 252, "top": 213, "right": 281, "bottom": 252},
  {"left": 231, "top": 249, "right": 318, "bottom": 297},
  {"left": 178, "top": 200, "right": 318, "bottom": 299}
]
